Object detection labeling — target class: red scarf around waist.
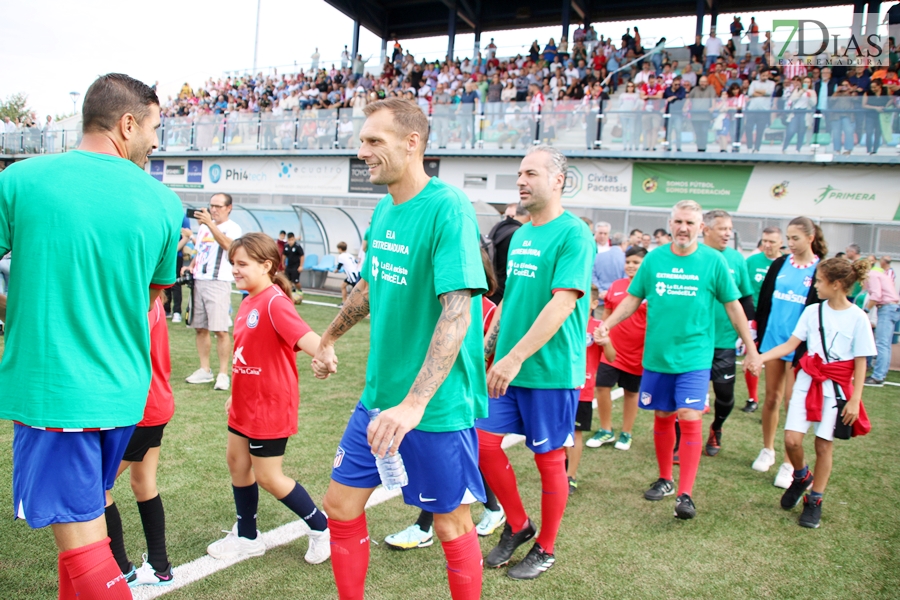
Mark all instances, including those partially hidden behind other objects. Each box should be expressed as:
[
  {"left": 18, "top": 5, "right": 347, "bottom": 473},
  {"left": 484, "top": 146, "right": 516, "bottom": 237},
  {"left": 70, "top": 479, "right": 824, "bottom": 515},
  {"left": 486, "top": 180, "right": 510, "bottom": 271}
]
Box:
[{"left": 797, "top": 353, "right": 871, "bottom": 436}]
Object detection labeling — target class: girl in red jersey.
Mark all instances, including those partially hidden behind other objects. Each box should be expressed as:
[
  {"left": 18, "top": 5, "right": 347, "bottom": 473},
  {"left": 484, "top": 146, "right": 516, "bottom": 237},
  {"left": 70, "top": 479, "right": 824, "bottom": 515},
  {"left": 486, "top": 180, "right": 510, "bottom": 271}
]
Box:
[
  {"left": 587, "top": 246, "right": 647, "bottom": 451},
  {"left": 206, "top": 233, "right": 330, "bottom": 565},
  {"left": 104, "top": 295, "right": 175, "bottom": 587},
  {"left": 567, "top": 284, "right": 616, "bottom": 493}
]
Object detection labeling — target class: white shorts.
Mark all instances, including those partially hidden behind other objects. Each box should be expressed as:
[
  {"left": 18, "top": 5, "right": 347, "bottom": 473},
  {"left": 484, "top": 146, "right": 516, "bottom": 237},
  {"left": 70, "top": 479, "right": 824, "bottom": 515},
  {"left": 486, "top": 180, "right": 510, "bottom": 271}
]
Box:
[
  {"left": 784, "top": 390, "right": 839, "bottom": 442},
  {"left": 190, "top": 279, "right": 233, "bottom": 331}
]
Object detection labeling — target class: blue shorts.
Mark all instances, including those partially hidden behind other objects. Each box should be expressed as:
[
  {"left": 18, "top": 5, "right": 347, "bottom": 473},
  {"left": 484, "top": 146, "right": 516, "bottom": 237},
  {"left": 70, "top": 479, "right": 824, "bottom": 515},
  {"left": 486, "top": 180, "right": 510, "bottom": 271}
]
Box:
[
  {"left": 12, "top": 424, "right": 136, "bottom": 529},
  {"left": 475, "top": 386, "right": 578, "bottom": 453},
  {"left": 638, "top": 369, "right": 711, "bottom": 413},
  {"left": 331, "top": 403, "right": 485, "bottom": 514}
]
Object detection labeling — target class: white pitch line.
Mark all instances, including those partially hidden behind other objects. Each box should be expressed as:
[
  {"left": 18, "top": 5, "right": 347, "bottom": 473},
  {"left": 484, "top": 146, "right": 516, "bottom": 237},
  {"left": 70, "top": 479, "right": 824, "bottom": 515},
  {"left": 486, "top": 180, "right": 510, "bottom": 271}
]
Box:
[{"left": 133, "top": 433, "right": 526, "bottom": 599}]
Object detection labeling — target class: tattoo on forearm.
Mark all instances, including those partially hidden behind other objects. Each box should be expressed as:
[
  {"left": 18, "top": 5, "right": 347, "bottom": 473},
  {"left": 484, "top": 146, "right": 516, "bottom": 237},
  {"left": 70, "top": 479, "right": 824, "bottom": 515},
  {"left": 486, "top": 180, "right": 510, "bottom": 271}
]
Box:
[
  {"left": 484, "top": 320, "right": 500, "bottom": 357},
  {"left": 324, "top": 283, "right": 370, "bottom": 341},
  {"left": 409, "top": 290, "right": 471, "bottom": 402}
]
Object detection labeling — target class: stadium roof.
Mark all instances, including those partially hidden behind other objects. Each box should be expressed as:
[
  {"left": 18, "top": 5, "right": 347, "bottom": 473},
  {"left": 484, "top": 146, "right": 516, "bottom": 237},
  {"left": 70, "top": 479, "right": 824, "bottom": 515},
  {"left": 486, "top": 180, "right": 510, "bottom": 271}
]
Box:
[{"left": 323, "top": 0, "right": 850, "bottom": 41}]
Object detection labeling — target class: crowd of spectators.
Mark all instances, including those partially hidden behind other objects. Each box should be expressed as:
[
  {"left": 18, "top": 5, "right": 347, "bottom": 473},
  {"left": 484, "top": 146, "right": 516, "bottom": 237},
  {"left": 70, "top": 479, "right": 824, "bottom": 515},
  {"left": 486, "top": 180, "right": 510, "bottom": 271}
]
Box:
[
  {"left": 4, "top": 17, "right": 900, "bottom": 154},
  {"left": 154, "top": 19, "right": 900, "bottom": 153}
]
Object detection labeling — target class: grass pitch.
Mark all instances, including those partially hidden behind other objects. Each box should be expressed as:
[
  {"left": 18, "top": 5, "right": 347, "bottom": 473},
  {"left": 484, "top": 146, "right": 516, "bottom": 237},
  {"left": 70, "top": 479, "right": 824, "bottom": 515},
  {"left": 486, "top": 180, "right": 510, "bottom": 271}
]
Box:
[{"left": 0, "top": 293, "right": 898, "bottom": 599}]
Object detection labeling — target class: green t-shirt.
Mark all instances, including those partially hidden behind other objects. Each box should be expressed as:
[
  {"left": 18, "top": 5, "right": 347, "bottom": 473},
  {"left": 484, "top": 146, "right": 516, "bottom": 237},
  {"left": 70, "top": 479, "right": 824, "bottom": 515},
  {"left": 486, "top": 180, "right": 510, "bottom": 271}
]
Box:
[
  {"left": 713, "top": 246, "right": 753, "bottom": 349},
  {"left": 0, "top": 151, "right": 183, "bottom": 428},
  {"left": 495, "top": 211, "right": 596, "bottom": 389},
  {"left": 746, "top": 251, "right": 777, "bottom": 306},
  {"left": 628, "top": 243, "right": 740, "bottom": 374},
  {"left": 360, "top": 177, "right": 488, "bottom": 432}
]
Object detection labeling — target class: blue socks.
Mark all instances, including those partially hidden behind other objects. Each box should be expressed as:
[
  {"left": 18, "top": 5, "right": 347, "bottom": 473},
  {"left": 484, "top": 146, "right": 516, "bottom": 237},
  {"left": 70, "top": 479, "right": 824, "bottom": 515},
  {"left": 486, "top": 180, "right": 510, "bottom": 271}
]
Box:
[
  {"left": 279, "top": 482, "right": 327, "bottom": 532},
  {"left": 233, "top": 483, "right": 259, "bottom": 539},
  {"left": 793, "top": 465, "right": 809, "bottom": 480},
  {"left": 809, "top": 490, "right": 823, "bottom": 501}
]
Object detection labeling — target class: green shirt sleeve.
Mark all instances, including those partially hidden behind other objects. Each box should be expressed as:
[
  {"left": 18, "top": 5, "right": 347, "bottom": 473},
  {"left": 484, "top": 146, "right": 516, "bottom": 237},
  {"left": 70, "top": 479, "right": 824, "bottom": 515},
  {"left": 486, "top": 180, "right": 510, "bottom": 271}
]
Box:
[
  {"left": 150, "top": 196, "right": 183, "bottom": 287},
  {"left": 432, "top": 208, "right": 487, "bottom": 297},
  {"left": 737, "top": 256, "right": 754, "bottom": 297},
  {"left": 549, "top": 225, "right": 594, "bottom": 297},
  {"left": 715, "top": 252, "right": 741, "bottom": 304},
  {"left": 361, "top": 224, "right": 373, "bottom": 284}
]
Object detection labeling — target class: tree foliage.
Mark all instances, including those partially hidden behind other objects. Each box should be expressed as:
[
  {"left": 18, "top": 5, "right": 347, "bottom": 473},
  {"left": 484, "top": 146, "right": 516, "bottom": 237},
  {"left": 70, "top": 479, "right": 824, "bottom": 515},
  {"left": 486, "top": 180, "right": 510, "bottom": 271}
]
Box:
[{"left": 0, "top": 93, "right": 30, "bottom": 122}]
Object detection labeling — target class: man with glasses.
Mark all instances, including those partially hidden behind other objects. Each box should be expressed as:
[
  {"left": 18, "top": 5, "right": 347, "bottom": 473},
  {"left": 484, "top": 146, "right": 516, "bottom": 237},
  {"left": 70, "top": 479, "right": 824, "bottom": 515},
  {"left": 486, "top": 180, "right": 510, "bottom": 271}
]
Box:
[{"left": 183, "top": 193, "right": 242, "bottom": 391}]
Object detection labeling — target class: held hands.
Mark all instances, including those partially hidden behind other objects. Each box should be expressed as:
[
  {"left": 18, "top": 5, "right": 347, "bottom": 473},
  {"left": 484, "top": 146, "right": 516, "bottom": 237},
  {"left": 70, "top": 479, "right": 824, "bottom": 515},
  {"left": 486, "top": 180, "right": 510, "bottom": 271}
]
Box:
[
  {"left": 596, "top": 323, "right": 611, "bottom": 343},
  {"left": 486, "top": 355, "right": 523, "bottom": 399},
  {"left": 181, "top": 227, "right": 193, "bottom": 240},
  {"left": 311, "top": 341, "right": 338, "bottom": 380},
  {"left": 593, "top": 325, "right": 611, "bottom": 347},
  {"left": 743, "top": 352, "right": 763, "bottom": 377},
  {"left": 367, "top": 402, "right": 425, "bottom": 459}
]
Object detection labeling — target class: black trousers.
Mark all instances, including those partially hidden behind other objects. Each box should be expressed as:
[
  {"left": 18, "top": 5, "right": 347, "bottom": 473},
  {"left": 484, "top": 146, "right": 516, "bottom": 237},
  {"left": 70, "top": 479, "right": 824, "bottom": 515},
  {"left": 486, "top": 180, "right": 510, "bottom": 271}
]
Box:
[{"left": 164, "top": 254, "right": 184, "bottom": 315}]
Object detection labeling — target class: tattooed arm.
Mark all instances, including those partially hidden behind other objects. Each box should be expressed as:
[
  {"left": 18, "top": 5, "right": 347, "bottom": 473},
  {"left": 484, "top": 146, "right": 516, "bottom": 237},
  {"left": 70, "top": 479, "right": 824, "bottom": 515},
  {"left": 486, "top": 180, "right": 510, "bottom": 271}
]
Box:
[
  {"left": 311, "top": 279, "right": 369, "bottom": 379},
  {"left": 483, "top": 300, "right": 502, "bottom": 360},
  {"left": 367, "top": 289, "right": 473, "bottom": 458}
]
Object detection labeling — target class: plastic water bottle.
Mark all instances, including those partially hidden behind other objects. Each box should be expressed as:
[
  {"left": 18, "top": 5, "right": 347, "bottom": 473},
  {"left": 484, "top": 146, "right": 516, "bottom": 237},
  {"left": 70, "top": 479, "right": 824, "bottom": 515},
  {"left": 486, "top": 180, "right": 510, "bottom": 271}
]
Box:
[{"left": 367, "top": 408, "right": 409, "bottom": 490}]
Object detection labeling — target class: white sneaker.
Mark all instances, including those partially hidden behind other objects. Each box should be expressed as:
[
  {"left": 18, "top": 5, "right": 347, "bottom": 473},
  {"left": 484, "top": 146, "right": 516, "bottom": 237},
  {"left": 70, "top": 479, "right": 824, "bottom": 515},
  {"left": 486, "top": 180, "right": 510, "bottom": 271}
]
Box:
[
  {"left": 751, "top": 448, "right": 776, "bottom": 472},
  {"left": 305, "top": 528, "right": 331, "bottom": 564},
  {"left": 383, "top": 524, "right": 434, "bottom": 549},
  {"left": 475, "top": 507, "right": 506, "bottom": 536},
  {"left": 214, "top": 373, "right": 230, "bottom": 391},
  {"left": 132, "top": 553, "right": 174, "bottom": 586},
  {"left": 186, "top": 368, "right": 214, "bottom": 384},
  {"left": 172, "top": 313, "right": 182, "bottom": 323},
  {"left": 774, "top": 462, "right": 794, "bottom": 489},
  {"left": 207, "top": 524, "right": 265, "bottom": 560}
]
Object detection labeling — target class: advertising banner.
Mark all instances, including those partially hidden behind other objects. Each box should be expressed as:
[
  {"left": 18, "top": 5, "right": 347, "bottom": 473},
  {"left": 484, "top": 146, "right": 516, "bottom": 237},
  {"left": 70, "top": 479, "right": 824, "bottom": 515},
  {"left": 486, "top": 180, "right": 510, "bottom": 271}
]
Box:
[
  {"left": 148, "top": 157, "right": 347, "bottom": 195},
  {"left": 741, "top": 165, "right": 900, "bottom": 221},
  {"left": 563, "top": 160, "right": 632, "bottom": 208},
  {"left": 630, "top": 163, "right": 753, "bottom": 211}
]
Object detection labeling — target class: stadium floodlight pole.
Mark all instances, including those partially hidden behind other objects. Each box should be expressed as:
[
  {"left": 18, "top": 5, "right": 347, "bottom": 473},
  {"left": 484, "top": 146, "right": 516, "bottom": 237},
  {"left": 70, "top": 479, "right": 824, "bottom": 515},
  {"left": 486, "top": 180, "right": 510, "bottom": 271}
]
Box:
[
  {"left": 69, "top": 91, "right": 80, "bottom": 116},
  {"left": 252, "top": 0, "right": 261, "bottom": 75}
]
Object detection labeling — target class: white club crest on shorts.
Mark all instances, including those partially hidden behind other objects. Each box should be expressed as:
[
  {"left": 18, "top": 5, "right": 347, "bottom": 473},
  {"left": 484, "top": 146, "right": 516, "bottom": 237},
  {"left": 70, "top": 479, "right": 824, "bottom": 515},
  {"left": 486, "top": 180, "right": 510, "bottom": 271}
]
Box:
[
  {"left": 247, "top": 309, "right": 260, "bottom": 329},
  {"left": 641, "top": 392, "right": 652, "bottom": 405},
  {"left": 334, "top": 446, "right": 345, "bottom": 468}
]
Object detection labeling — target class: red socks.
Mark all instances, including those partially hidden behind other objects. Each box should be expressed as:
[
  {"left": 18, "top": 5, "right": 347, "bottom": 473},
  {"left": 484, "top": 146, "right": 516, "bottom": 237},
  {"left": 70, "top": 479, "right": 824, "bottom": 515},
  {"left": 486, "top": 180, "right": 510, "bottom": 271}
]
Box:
[
  {"left": 534, "top": 449, "right": 568, "bottom": 554},
  {"left": 58, "top": 552, "right": 76, "bottom": 600},
  {"left": 653, "top": 414, "right": 677, "bottom": 481},
  {"left": 58, "top": 537, "right": 132, "bottom": 599},
  {"left": 328, "top": 514, "right": 369, "bottom": 600},
  {"left": 442, "top": 528, "right": 483, "bottom": 600},
  {"left": 745, "top": 370, "right": 759, "bottom": 402},
  {"left": 677, "top": 419, "right": 703, "bottom": 497},
  {"left": 477, "top": 429, "right": 528, "bottom": 532}
]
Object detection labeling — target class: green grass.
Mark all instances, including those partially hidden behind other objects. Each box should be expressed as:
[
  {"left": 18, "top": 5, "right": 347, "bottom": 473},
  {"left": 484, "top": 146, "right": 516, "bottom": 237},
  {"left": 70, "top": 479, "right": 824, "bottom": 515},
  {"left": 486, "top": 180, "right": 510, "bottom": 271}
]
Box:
[{"left": 0, "top": 293, "right": 899, "bottom": 599}]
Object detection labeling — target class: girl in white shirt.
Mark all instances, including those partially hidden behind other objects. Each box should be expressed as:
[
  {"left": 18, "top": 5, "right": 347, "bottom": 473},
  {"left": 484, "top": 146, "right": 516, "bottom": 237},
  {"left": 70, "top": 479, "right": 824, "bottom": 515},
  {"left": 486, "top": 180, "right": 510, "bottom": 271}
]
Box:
[{"left": 751, "top": 258, "right": 875, "bottom": 529}]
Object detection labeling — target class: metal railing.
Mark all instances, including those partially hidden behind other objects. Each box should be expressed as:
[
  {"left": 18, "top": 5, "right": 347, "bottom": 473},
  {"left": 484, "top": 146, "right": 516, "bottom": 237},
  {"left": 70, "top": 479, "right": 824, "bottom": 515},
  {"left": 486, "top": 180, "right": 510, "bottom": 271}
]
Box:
[{"left": 4, "top": 96, "right": 898, "bottom": 158}]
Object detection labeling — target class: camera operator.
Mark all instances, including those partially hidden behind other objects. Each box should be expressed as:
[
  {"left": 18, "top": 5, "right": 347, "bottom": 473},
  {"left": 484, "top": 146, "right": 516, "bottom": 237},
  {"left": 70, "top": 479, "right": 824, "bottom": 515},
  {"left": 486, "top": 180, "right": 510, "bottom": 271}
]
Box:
[{"left": 182, "top": 193, "right": 242, "bottom": 391}]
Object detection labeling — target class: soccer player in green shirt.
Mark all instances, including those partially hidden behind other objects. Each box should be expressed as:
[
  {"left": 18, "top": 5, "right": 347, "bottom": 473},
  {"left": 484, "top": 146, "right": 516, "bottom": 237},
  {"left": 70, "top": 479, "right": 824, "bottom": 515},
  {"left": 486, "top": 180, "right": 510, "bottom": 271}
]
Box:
[
  {"left": 741, "top": 227, "right": 783, "bottom": 413},
  {"left": 312, "top": 98, "right": 488, "bottom": 600},
  {"left": 477, "top": 145, "right": 596, "bottom": 579},
  {"left": 601, "top": 200, "right": 760, "bottom": 519},
  {"left": 701, "top": 210, "right": 756, "bottom": 457},
  {"left": 0, "top": 74, "right": 182, "bottom": 598}
]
